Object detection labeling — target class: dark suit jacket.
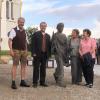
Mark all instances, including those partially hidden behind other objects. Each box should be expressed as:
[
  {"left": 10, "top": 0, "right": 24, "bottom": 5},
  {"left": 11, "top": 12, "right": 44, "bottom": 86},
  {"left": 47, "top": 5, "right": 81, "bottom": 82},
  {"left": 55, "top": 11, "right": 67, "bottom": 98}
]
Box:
[{"left": 31, "top": 31, "right": 51, "bottom": 59}]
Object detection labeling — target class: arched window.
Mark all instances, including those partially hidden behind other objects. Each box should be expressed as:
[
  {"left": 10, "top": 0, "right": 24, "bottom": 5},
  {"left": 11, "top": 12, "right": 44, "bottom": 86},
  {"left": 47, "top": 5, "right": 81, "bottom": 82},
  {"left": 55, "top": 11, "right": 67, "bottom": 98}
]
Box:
[
  {"left": 6, "top": 1, "right": 9, "bottom": 19},
  {"left": 6, "top": 0, "right": 14, "bottom": 20}
]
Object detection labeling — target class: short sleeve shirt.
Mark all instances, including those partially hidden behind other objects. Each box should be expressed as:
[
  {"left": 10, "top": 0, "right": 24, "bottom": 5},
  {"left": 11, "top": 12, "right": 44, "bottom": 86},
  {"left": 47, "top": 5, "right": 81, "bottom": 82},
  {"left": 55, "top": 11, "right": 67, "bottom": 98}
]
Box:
[{"left": 80, "top": 38, "right": 96, "bottom": 58}]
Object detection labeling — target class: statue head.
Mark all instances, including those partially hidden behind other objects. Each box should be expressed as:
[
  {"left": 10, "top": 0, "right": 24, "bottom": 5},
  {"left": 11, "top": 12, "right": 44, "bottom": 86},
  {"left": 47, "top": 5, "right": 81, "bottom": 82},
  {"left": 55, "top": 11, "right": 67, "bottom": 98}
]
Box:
[{"left": 56, "top": 23, "right": 64, "bottom": 33}]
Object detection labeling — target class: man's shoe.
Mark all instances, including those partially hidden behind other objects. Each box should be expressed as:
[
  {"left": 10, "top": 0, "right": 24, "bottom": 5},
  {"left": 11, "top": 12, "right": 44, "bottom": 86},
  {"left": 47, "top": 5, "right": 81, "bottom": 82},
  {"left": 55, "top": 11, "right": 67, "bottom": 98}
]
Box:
[
  {"left": 40, "top": 83, "right": 48, "bottom": 87},
  {"left": 20, "top": 81, "right": 30, "bottom": 87},
  {"left": 11, "top": 84, "right": 17, "bottom": 89},
  {"left": 33, "top": 84, "right": 38, "bottom": 88}
]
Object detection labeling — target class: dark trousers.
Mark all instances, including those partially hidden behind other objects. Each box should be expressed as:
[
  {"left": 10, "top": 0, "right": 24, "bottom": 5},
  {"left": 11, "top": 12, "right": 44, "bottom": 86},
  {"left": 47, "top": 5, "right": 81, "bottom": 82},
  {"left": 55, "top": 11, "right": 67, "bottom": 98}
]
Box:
[
  {"left": 33, "top": 52, "right": 47, "bottom": 84},
  {"left": 82, "top": 59, "right": 95, "bottom": 84},
  {"left": 96, "top": 55, "right": 100, "bottom": 64}
]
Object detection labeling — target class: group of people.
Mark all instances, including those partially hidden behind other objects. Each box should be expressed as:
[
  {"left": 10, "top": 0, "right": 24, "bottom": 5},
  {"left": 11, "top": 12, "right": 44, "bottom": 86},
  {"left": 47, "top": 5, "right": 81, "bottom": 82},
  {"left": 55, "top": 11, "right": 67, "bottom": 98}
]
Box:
[
  {"left": 0, "top": 17, "right": 97, "bottom": 90},
  {"left": 52, "top": 24, "right": 96, "bottom": 88}
]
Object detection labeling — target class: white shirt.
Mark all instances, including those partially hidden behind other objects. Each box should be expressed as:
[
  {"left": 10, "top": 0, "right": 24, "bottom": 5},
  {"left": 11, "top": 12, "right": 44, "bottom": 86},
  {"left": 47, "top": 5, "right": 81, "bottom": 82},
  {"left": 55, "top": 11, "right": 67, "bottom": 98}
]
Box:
[
  {"left": 9, "top": 26, "right": 20, "bottom": 40},
  {"left": 8, "top": 26, "right": 29, "bottom": 43}
]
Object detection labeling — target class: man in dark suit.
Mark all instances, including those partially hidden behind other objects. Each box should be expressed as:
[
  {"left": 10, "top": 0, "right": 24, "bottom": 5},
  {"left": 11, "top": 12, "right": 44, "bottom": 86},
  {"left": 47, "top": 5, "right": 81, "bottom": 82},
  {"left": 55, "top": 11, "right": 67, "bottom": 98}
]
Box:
[{"left": 31, "top": 22, "right": 51, "bottom": 88}]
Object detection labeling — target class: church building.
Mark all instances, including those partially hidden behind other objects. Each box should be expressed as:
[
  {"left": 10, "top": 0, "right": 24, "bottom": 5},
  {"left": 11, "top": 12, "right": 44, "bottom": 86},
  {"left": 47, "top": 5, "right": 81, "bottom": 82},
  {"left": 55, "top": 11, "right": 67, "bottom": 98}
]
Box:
[{"left": 0, "top": 0, "right": 22, "bottom": 50}]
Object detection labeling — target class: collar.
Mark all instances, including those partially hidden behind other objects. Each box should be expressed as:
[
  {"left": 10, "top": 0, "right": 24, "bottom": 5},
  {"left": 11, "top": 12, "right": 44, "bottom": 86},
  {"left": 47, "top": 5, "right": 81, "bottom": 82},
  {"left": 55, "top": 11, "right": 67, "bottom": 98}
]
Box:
[
  {"left": 16, "top": 26, "right": 20, "bottom": 30},
  {"left": 42, "top": 32, "right": 46, "bottom": 35},
  {"left": 40, "top": 31, "right": 46, "bottom": 35},
  {"left": 84, "top": 37, "right": 90, "bottom": 41},
  {"left": 57, "top": 32, "right": 62, "bottom": 34},
  {"left": 16, "top": 26, "right": 24, "bottom": 31}
]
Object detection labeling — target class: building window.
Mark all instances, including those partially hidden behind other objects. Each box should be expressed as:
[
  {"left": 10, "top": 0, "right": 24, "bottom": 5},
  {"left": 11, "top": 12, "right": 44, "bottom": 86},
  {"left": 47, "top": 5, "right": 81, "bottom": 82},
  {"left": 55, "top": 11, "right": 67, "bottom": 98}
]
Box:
[
  {"left": 6, "top": 1, "right": 9, "bottom": 19},
  {"left": 6, "top": 0, "right": 14, "bottom": 20},
  {"left": 11, "top": 2, "right": 14, "bottom": 20}
]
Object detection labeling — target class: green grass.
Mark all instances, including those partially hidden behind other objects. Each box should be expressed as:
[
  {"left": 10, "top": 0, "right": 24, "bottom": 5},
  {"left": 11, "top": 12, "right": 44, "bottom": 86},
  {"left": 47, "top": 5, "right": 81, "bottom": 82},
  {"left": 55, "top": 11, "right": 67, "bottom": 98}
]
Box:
[
  {"left": 0, "top": 50, "right": 9, "bottom": 56},
  {"left": 0, "top": 50, "right": 32, "bottom": 56}
]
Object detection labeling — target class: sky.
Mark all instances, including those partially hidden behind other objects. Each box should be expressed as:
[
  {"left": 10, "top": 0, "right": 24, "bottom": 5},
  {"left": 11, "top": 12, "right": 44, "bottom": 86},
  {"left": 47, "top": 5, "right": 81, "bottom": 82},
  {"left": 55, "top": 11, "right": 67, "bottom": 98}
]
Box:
[{"left": 22, "top": 0, "right": 100, "bottom": 37}]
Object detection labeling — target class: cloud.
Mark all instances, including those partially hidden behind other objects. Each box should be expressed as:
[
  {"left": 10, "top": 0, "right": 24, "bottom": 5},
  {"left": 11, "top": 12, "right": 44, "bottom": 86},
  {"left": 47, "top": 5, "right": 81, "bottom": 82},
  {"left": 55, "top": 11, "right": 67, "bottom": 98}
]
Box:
[
  {"left": 22, "top": 0, "right": 100, "bottom": 22},
  {"left": 39, "top": 2, "right": 100, "bottom": 22},
  {"left": 22, "top": 0, "right": 60, "bottom": 14},
  {"left": 94, "top": 20, "right": 100, "bottom": 31},
  {"left": 22, "top": 0, "right": 100, "bottom": 38}
]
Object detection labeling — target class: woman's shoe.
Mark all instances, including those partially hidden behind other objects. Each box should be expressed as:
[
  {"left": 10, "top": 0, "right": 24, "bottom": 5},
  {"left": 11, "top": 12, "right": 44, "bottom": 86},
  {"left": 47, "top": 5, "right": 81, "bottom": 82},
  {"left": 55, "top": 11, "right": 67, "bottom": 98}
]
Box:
[{"left": 88, "top": 84, "right": 93, "bottom": 88}]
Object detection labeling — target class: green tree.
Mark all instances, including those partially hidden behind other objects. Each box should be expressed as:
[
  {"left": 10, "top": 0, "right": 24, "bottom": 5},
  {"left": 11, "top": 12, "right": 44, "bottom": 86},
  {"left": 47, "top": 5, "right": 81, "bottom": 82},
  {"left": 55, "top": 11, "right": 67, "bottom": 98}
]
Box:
[{"left": 26, "top": 27, "right": 38, "bottom": 51}]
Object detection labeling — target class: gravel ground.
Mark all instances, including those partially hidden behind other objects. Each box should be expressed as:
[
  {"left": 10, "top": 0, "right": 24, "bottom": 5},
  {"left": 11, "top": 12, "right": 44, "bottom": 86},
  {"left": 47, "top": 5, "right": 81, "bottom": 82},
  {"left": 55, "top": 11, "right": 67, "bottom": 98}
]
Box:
[{"left": 0, "top": 64, "right": 100, "bottom": 100}]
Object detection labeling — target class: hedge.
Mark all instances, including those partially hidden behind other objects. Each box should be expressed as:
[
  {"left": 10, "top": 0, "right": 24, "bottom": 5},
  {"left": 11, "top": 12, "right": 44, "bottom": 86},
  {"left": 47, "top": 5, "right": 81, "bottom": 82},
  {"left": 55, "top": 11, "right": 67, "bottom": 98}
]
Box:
[
  {"left": 0, "top": 50, "right": 9, "bottom": 56},
  {"left": 0, "top": 50, "right": 31, "bottom": 56}
]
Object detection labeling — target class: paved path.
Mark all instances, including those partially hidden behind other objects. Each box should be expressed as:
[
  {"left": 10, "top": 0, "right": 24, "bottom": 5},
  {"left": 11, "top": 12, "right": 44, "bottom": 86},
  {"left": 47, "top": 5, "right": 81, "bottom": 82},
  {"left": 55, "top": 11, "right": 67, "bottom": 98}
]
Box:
[{"left": 0, "top": 64, "right": 100, "bottom": 100}]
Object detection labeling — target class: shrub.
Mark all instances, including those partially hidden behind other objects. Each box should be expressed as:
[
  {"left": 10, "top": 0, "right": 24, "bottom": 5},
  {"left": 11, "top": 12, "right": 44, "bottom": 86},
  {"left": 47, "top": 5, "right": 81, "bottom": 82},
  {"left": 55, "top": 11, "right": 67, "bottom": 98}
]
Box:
[{"left": 0, "top": 50, "right": 9, "bottom": 56}]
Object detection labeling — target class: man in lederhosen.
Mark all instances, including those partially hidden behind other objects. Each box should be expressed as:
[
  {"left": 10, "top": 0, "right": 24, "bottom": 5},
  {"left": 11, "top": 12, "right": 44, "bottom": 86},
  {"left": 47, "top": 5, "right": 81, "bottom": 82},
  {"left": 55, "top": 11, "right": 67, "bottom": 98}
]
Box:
[{"left": 8, "top": 17, "right": 30, "bottom": 89}]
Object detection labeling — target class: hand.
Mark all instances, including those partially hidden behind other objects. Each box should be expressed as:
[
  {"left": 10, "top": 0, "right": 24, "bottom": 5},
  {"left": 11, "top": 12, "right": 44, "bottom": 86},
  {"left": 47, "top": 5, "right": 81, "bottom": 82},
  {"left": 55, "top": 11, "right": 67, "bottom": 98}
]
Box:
[
  {"left": 25, "top": 50, "right": 28, "bottom": 56},
  {"left": 10, "top": 50, "right": 14, "bottom": 57},
  {"left": 79, "top": 54, "right": 83, "bottom": 59}
]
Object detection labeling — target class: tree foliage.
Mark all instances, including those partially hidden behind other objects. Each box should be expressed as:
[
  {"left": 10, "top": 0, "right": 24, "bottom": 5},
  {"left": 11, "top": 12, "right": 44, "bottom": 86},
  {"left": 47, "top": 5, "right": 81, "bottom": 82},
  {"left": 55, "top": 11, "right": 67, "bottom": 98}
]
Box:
[
  {"left": 26, "top": 27, "right": 38, "bottom": 51},
  {"left": 26, "top": 27, "right": 38, "bottom": 44}
]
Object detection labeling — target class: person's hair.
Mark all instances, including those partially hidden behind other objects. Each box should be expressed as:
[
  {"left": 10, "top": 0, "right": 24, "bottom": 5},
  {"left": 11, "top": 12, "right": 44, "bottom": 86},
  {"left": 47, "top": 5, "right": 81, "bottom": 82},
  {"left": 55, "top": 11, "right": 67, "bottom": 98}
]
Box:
[
  {"left": 83, "top": 29, "right": 91, "bottom": 36},
  {"left": 18, "top": 17, "right": 25, "bottom": 22},
  {"left": 72, "top": 29, "right": 80, "bottom": 35},
  {"left": 56, "top": 23, "right": 64, "bottom": 29},
  {"left": 40, "top": 22, "right": 47, "bottom": 26}
]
